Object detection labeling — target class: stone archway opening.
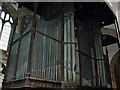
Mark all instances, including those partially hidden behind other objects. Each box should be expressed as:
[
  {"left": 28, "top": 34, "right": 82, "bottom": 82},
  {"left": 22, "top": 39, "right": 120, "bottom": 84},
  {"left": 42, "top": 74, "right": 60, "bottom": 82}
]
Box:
[
  {"left": 101, "top": 27, "right": 120, "bottom": 89},
  {"left": 110, "top": 50, "right": 120, "bottom": 89}
]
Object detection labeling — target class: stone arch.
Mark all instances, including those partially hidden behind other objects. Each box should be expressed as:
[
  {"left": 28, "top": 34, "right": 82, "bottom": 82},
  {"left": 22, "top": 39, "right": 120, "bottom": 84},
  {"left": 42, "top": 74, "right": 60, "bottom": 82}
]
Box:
[
  {"left": 101, "top": 27, "right": 120, "bottom": 89},
  {"left": 101, "top": 28, "right": 117, "bottom": 38},
  {"left": 110, "top": 50, "right": 120, "bottom": 89}
]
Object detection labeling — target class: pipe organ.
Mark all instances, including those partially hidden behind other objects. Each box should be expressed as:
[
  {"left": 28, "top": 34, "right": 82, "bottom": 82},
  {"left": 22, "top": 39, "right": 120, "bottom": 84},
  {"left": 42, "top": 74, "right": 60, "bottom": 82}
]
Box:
[{"left": 2, "top": 3, "right": 110, "bottom": 89}]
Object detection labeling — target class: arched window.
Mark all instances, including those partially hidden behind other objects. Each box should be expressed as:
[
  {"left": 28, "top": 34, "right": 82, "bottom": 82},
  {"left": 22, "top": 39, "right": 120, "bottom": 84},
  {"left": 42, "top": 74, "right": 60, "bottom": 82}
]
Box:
[
  {"left": 5, "top": 14, "right": 9, "bottom": 21},
  {"left": 0, "top": 19, "right": 2, "bottom": 32},
  {"left": 0, "top": 22, "right": 11, "bottom": 50},
  {"left": 1, "top": 11, "right": 5, "bottom": 19},
  {"left": 0, "top": 8, "right": 13, "bottom": 51}
]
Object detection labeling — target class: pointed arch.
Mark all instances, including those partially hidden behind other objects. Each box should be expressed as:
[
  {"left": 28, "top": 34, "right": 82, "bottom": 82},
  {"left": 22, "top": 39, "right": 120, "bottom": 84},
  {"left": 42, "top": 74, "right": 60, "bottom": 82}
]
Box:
[
  {"left": 0, "top": 8, "right": 14, "bottom": 51},
  {"left": 0, "top": 22, "right": 11, "bottom": 51}
]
